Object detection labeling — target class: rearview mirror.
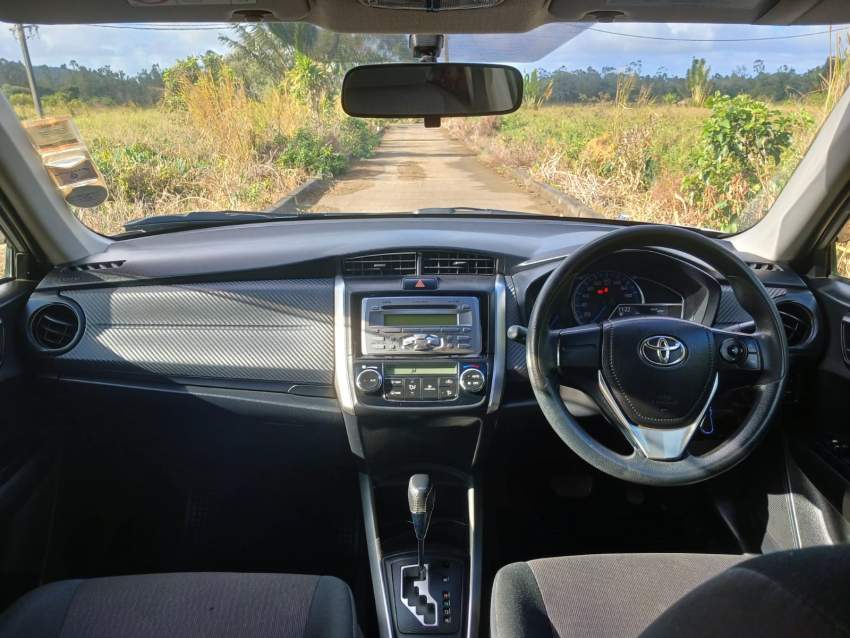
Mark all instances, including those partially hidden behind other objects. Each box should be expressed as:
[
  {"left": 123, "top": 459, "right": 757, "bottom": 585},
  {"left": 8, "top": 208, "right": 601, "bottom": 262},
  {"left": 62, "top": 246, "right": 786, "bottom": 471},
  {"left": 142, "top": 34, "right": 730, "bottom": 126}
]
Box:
[{"left": 341, "top": 63, "right": 523, "bottom": 119}]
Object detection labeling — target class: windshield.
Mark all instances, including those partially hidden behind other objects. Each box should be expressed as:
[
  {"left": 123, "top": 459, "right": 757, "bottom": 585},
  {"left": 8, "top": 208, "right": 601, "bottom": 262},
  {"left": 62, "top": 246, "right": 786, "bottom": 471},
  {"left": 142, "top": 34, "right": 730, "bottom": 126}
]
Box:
[{"left": 3, "top": 22, "right": 849, "bottom": 235}]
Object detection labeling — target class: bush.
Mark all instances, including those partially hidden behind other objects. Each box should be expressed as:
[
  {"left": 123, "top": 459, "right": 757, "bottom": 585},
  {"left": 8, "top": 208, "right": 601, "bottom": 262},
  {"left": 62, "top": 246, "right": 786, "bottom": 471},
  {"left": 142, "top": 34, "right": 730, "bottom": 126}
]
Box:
[
  {"left": 683, "top": 93, "right": 796, "bottom": 231},
  {"left": 339, "top": 118, "right": 381, "bottom": 160},
  {"left": 90, "top": 140, "right": 201, "bottom": 203},
  {"left": 275, "top": 128, "right": 347, "bottom": 176},
  {"left": 8, "top": 93, "right": 32, "bottom": 108}
]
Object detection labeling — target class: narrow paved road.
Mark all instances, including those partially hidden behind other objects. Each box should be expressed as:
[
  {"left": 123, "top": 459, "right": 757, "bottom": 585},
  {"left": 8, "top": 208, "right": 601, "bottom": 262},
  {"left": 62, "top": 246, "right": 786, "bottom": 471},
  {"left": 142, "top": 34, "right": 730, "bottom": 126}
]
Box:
[{"left": 306, "top": 124, "right": 556, "bottom": 214}]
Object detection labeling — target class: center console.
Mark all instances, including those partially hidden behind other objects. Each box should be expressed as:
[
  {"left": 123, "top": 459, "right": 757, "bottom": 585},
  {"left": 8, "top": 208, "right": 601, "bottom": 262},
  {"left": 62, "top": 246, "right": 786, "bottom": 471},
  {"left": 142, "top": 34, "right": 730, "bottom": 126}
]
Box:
[
  {"left": 353, "top": 296, "right": 488, "bottom": 409},
  {"left": 335, "top": 272, "right": 504, "bottom": 638}
]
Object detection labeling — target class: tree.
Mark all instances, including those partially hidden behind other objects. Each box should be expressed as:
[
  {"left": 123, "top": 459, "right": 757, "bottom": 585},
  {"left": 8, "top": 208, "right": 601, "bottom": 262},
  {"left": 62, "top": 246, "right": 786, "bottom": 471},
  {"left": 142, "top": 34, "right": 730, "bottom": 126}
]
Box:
[
  {"left": 523, "top": 69, "right": 553, "bottom": 109},
  {"left": 686, "top": 58, "right": 711, "bottom": 106}
]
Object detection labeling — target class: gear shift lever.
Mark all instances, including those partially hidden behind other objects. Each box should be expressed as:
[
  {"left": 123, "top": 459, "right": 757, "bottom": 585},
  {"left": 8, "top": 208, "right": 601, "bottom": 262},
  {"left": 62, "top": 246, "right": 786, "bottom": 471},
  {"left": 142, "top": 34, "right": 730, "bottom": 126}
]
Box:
[{"left": 408, "top": 474, "right": 435, "bottom": 579}]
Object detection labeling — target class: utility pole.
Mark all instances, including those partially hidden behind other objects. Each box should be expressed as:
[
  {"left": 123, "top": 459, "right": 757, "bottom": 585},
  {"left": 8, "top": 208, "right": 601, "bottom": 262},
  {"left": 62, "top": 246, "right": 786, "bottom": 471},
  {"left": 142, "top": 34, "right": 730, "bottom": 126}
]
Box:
[{"left": 13, "top": 24, "right": 42, "bottom": 117}]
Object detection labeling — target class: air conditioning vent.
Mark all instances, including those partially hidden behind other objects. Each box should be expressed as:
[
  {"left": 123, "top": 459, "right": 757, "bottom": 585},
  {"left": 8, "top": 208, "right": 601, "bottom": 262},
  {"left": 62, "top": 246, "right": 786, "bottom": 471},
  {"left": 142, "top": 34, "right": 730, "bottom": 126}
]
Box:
[
  {"left": 748, "top": 261, "right": 782, "bottom": 272},
  {"left": 63, "top": 260, "right": 125, "bottom": 273},
  {"left": 777, "top": 301, "right": 813, "bottom": 348},
  {"left": 28, "top": 303, "right": 83, "bottom": 353},
  {"left": 344, "top": 252, "right": 417, "bottom": 276},
  {"left": 421, "top": 251, "right": 496, "bottom": 275}
]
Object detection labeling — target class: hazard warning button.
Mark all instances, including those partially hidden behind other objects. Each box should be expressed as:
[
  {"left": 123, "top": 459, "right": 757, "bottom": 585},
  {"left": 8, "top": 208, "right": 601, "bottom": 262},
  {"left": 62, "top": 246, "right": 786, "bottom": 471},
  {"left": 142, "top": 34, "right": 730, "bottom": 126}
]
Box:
[{"left": 403, "top": 276, "right": 439, "bottom": 291}]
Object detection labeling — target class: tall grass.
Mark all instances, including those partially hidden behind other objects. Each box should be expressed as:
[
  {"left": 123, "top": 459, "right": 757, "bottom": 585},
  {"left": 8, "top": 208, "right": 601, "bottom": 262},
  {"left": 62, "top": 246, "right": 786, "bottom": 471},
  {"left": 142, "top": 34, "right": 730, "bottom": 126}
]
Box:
[
  {"left": 447, "top": 100, "right": 819, "bottom": 230},
  {"left": 13, "top": 73, "right": 381, "bottom": 236}
]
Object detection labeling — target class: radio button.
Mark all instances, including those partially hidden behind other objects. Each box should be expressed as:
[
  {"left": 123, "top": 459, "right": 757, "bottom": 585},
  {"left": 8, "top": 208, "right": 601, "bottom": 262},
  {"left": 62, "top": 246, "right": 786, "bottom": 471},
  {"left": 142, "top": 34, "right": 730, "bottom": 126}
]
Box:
[{"left": 404, "top": 378, "right": 422, "bottom": 400}]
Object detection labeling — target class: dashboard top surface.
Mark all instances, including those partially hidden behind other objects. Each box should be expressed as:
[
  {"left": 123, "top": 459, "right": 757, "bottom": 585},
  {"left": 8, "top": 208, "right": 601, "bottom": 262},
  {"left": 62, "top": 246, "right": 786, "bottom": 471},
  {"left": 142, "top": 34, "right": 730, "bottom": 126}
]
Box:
[{"left": 40, "top": 215, "right": 802, "bottom": 291}]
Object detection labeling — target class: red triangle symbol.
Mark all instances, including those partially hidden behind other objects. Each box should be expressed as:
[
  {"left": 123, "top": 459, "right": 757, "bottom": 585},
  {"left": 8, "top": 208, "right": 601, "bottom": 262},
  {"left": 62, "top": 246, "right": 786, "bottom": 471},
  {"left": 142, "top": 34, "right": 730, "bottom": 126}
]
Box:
[{"left": 415, "top": 279, "right": 426, "bottom": 288}]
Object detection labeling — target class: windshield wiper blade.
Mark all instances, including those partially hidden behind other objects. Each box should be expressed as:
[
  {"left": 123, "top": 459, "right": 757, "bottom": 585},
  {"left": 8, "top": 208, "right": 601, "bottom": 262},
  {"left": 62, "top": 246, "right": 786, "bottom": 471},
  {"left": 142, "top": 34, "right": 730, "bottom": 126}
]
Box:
[{"left": 118, "top": 210, "right": 301, "bottom": 236}]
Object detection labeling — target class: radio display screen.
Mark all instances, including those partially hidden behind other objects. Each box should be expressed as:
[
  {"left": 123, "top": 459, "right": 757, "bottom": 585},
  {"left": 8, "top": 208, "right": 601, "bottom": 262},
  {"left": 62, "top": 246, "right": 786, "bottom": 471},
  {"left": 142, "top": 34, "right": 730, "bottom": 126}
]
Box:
[
  {"left": 386, "top": 364, "right": 458, "bottom": 376},
  {"left": 384, "top": 313, "right": 457, "bottom": 327}
]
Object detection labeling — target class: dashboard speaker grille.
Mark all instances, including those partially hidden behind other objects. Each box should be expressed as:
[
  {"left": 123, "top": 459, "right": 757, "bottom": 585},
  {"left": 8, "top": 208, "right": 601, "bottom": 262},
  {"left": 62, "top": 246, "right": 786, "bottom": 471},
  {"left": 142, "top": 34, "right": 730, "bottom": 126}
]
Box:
[
  {"left": 421, "top": 251, "right": 496, "bottom": 275},
  {"left": 29, "top": 303, "right": 82, "bottom": 353},
  {"left": 344, "top": 252, "right": 417, "bottom": 276}
]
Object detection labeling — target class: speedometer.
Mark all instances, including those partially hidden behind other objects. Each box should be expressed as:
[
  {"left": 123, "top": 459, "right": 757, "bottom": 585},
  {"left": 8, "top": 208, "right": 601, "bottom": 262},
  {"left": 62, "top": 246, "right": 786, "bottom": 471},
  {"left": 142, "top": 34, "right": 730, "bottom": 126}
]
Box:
[{"left": 572, "top": 271, "right": 644, "bottom": 324}]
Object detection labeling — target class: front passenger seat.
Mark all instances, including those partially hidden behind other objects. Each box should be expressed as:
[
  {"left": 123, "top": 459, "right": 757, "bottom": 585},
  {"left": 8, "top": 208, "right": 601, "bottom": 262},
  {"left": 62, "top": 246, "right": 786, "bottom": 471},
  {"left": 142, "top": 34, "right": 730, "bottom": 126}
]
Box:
[
  {"left": 0, "top": 572, "right": 359, "bottom": 638},
  {"left": 491, "top": 544, "right": 850, "bottom": 637}
]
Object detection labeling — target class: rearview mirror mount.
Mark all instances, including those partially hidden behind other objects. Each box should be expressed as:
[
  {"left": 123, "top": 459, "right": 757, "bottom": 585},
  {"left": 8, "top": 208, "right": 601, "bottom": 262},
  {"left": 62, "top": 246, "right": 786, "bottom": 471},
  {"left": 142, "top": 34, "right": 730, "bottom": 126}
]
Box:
[{"left": 341, "top": 63, "right": 523, "bottom": 127}]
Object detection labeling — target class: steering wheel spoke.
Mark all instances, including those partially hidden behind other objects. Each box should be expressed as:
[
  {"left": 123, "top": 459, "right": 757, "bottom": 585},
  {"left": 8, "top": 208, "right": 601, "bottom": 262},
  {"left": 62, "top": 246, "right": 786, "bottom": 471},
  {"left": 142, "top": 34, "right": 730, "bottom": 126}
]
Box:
[
  {"left": 554, "top": 324, "right": 601, "bottom": 390},
  {"left": 597, "top": 370, "right": 718, "bottom": 460}
]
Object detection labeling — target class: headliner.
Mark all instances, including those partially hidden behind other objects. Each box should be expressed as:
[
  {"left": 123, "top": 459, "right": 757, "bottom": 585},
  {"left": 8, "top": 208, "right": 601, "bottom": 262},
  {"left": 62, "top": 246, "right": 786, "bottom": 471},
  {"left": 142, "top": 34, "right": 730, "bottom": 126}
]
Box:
[{"left": 1, "top": 0, "right": 848, "bottom": 31}]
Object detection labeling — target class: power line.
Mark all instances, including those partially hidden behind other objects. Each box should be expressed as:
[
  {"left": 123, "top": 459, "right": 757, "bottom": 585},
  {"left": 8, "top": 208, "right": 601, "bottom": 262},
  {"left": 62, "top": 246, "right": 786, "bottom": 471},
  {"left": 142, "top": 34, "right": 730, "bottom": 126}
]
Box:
[
  {"left": 88, "top": 23, "right": 230, "bottom": 31},
  {"left": 54, "top": 21, "right": 850, "bottom": 43},
  {"left": 586, "top": 25, "right": 846, "bottom": 42}
]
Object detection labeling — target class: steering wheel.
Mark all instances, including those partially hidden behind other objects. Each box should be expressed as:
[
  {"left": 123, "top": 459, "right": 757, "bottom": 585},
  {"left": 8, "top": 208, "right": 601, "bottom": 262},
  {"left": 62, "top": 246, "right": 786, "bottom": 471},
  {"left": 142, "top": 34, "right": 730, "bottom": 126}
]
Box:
[{"left": 526, "top": 225, "right": 788, "bottom": 486}]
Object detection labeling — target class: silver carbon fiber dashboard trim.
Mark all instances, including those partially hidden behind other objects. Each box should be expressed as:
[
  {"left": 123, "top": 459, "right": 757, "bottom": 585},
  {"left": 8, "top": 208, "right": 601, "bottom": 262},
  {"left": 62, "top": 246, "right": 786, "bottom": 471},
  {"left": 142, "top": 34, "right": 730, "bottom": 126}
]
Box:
[
  {"left": 487, "top": 275, "right": 506, "bottom": 413},
  {"left": 57, "top": 279, "right": 334, "bottom": 383},
  {"left": 334, "top": 276, "right": 356, "bottom": 414}
]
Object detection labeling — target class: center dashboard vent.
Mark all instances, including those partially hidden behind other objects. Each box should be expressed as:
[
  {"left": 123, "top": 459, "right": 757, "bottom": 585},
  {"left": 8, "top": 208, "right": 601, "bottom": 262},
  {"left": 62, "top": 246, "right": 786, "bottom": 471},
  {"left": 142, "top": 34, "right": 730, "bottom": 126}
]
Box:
[
  {"left": 421, "top": 251, "right": 496, "bottom": 275},
  {"left": 344, "top": 252, "right": 417, "bottom": 276},
  {"left": 28, "top": 302, "right": 83, "bottom": 354},
  {"left": 777, "top": 301, "right": 813, "bottom": 348}
]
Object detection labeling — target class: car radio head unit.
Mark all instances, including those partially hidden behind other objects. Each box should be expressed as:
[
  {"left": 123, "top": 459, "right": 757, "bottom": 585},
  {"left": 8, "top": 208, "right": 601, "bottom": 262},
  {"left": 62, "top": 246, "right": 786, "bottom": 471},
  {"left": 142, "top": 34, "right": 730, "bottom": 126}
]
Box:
[{"left": 361, "top": 296, "right": 482, "bottom": 355}]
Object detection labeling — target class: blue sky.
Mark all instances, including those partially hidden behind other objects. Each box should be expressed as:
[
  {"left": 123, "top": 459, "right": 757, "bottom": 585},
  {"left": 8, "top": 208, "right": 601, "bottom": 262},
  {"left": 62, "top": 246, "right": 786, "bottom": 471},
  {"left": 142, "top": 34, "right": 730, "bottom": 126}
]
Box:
[{"left": 0, "top": 22, "right": 844, "bottom": 77}]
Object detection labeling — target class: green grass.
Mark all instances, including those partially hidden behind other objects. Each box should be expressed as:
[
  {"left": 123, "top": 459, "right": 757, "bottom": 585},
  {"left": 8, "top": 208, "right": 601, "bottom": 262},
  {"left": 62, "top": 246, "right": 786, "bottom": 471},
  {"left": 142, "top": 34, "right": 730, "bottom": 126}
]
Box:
[{"left": 448, "top": 101, "right": 819, "bottom": 230}]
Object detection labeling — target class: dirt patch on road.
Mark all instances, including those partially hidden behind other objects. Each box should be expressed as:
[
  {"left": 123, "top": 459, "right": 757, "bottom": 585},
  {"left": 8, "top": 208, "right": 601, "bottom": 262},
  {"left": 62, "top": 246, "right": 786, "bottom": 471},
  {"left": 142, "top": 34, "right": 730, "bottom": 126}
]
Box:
[{"left": 398, "top": 161, "right": 426, "bottom": 181}]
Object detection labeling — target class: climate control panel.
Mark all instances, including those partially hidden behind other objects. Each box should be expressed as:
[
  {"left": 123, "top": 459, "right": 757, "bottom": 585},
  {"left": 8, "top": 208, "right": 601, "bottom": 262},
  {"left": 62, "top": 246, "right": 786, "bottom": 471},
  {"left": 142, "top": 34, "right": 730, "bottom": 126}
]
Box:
[{"left": 353, "top": 360, "right": 488, "bottom": 407}]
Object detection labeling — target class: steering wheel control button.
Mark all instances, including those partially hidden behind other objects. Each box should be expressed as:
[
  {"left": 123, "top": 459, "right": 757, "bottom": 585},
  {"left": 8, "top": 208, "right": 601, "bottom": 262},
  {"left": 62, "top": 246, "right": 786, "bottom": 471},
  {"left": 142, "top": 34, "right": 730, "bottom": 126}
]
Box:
[
  {"left": 356, "top": 368, "right": 383, "bottom": 393},
  {"left": 720, "top": 338, "right": 748, "bottom": 363},
  {"left": 459, "top": 368, "right": 485, "bottom": 393}
]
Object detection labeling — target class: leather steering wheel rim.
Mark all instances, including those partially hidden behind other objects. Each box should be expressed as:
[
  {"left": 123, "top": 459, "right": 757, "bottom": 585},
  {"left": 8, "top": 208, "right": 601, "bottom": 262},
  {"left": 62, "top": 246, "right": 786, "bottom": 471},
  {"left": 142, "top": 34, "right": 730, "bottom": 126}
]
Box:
[{"left": 526, "top": 225, "right": 789, "bottom": 486}]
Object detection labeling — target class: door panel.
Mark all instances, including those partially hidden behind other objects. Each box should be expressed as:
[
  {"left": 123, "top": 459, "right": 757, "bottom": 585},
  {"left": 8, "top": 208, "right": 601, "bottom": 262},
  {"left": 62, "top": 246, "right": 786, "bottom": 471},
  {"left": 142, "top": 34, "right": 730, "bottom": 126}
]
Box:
[
  {"left": 0, "top": 279, "right": 56, "bottom": 607},
  {"left": 794, "top": 276, "right": 850, "bottom": 539}
]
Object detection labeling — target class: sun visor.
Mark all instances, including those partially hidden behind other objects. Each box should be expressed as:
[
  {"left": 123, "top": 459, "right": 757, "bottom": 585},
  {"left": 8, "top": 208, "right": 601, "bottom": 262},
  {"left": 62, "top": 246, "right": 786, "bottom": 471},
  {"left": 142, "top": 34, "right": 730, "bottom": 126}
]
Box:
[{"left": 0, "top": 0, "right": 309, "bottom": 25}]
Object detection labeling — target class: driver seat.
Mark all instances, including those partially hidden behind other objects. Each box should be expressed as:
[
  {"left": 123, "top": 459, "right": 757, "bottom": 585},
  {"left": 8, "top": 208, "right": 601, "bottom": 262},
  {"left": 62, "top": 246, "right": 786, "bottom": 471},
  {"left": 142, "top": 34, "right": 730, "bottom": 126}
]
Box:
[{"left": 490, "top": 544, "right": 850, "bottom": 637}]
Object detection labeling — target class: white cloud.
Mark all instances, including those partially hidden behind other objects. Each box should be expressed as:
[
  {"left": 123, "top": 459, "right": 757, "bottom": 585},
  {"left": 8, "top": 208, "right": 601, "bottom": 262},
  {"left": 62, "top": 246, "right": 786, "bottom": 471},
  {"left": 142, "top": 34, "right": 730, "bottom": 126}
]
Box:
[
  {"left": 537, "top": 23, "right": 844, "bottom": 75},
  {"left": 0, "top": 24, "right": 229, "bottom": 74},
  {"left": 0, "top": 21, "right": 844, "bottom": 77}
]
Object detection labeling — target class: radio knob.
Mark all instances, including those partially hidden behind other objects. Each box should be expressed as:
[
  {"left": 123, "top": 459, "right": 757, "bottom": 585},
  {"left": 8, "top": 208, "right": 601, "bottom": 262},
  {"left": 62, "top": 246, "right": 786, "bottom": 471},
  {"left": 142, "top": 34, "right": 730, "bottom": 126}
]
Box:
[
  {"left": 356, "top": 369, "right": 383, "bottom": 394},
  {"left": 459, "top": 368, "right": 485, "bottom": 394}
]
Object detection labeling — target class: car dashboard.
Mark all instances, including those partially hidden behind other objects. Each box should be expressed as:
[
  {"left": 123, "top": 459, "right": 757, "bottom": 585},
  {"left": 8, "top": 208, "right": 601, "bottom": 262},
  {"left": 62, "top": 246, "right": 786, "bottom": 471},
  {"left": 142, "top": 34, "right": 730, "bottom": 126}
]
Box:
[{"left": 24, "top": 216, "right": 821, "bottom": 416}]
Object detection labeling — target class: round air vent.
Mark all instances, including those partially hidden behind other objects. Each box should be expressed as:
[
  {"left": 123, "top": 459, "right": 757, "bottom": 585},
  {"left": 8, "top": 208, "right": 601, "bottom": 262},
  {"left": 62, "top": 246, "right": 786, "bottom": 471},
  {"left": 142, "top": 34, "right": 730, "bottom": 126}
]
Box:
[
  {"left": 777, "top": 301, "right": 813, "bottom": 348},
  {"left": 28, "top": 302, "right": 83, "bottom": 354}
]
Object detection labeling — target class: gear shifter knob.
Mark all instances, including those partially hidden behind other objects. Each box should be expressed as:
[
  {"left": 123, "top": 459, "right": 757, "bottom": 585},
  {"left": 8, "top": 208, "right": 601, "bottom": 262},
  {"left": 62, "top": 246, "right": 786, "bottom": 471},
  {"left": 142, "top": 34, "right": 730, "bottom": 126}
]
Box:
[{"left": 408, "top": 474, "right": 435, "bottom": 578}]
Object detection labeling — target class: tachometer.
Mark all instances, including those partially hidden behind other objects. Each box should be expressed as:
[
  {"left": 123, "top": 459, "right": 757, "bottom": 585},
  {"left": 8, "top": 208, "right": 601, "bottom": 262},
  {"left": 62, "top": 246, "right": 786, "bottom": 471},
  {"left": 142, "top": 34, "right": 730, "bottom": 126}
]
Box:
[{"left": 572, "top": 271, "right": 644, "bottom": 324}]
